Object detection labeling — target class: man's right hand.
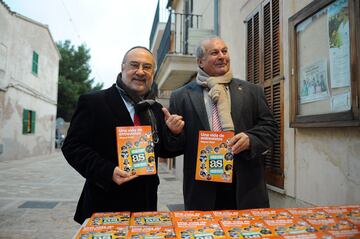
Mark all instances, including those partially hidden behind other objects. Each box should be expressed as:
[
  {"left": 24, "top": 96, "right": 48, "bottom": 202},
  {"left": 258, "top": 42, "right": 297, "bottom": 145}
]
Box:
[
  {"left": 162, "top": 107, "right": 185, "bottom": 135},
  {"left": 112, "top": 167, "right": 138, "bottom": 185}
]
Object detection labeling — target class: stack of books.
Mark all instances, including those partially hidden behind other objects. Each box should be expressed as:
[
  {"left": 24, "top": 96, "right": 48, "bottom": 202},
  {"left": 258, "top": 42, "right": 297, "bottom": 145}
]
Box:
[{"left": 73, "top": 205, "right": 359, "bottom": 238}]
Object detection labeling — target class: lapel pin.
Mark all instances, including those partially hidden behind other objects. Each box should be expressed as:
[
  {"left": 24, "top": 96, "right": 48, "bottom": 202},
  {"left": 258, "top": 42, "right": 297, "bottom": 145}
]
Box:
[{"left": 238, "top": 86, "right": 242, "bottom": 91}]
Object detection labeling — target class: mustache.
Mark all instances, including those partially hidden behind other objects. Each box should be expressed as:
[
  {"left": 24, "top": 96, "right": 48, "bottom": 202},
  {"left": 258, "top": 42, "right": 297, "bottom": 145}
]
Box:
[
  {"left": 215, "top": 61, "right": 227, "bottom": 66},
  {"left": 132, "top": 76, "right": 147, "bottom": 81}
]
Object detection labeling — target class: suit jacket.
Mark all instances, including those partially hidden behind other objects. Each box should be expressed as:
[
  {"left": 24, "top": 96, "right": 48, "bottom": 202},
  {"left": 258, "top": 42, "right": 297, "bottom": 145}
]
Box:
[
  {"left": 62, "top": 84, "right": 175, "bottom": 224},
  {"left": 167, "top": 78, "right": 278, "bottom": 210}
]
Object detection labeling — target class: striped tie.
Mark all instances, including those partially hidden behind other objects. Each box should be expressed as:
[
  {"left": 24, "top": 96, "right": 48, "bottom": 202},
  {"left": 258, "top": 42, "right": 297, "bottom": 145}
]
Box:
[{"left": 212, "top": 101, "right": 222, "bottom": 131}]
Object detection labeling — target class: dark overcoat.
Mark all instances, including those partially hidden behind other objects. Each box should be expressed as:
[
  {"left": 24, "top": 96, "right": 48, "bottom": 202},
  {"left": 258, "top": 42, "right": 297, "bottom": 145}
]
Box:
[
  {"left": 167, "top": 78, "right": 278, "bottom": 210},
  {"left": 62, "top": 84, "right": 175, "bottom": 224}
]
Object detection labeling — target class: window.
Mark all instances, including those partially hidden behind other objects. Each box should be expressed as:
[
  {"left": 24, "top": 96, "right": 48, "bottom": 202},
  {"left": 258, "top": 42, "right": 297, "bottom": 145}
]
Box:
[
  {"left": 32, "top": 51, "right": 39, "bottom": 75},
  {"left": 23, "top": 109, "right": 36, "bottom": 134},
  {"left": 289, "top": 0, "right": 360, "bottom": 127},
  {"left": 246, "top": 0, "right": 284, "bottom": 189}
]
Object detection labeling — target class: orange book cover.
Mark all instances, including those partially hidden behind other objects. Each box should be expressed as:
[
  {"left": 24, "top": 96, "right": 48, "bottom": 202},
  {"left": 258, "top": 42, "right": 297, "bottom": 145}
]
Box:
[
  {"left": 287, "top": 207, "right": 331, "bottom": 220},
  {"left": 195, "top": 131, "right": 234, "bottom": 183},
  {"left": 280, "top": 232, "right": 330, "bottom": 239},
  {"left": 174, "top": 221, "right": 226, "bottom": 239},
  {"left": 74, "top": 225, "right": 128, "bottom": 239},
  {"left": 321, "top": 206, "right": 350, "bottom": 219},
  {"left": 212, "top": 210, "right": 256, "bottom": 221},
  {"left": 287, "top": 207, "right": 332, "bottom": 219},
  {"left": 305, "top": 218, "right": 358, "bottom": 232},
  {"left": 212, "top": 210, "right": 241, "bottom": 221},
  {"left": 129, "top": 211, "right": 172, "bottom": 226},
  {"left": 250, "top": 208, "right": 293, "bottom": 220},
  {"left": 323, "top": 229, "right": 360, "bottom": 238},
  {"left": 128, "top": 226, "right": 176, "bottom": 239},
  {"left": 85, "top": 211, "right": 130, "bottom": 226},
  {"left": 305, "top": 217, "right": 360, "bottom": 238},
  {"left": 236, "top": 210, "right": 258, "bottom": 221},
  {"left": 264, "top": 218, "right": 318, "bottom": 237},
  {"left": 116, "top": 126, "right": 156, "bottom": 175},
  {"left": 220, "top": 220, "right": 275, "bottom": 238},
  {"left": 170, "top": 210, "right": 214, "bottom": 222},
  {"left": 320, "top": 205, "right": 360, "bottom": 225},
  {"left": 339, "top": 205, "right": 360, "bottom": 225}
]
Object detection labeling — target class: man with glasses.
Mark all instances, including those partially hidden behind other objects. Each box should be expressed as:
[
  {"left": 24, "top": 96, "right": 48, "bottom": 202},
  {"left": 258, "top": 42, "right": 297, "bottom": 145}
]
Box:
[{"left": 62, "top": 46, "right": 178, "bottom": 224}]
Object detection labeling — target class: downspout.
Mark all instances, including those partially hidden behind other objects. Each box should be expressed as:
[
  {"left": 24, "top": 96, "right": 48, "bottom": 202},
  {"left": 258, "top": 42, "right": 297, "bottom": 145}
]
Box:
[{"left": 214, "top": 0, "right": 219, "bottom": 35}]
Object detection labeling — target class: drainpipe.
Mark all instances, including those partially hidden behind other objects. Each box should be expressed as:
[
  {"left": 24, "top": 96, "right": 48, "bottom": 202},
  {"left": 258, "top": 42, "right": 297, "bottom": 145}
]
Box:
[
  {"left": 214, "top": 0, "right": 219, "bottom": 36},
  {"left": 184, "top": 0, "right": 190, "bottom": 54}
]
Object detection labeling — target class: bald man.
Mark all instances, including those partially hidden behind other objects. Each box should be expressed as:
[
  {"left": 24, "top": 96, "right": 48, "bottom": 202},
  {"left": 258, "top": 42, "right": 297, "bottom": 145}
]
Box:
[{"left": 62, "top": 46, "right": 177, "bottom": 224}]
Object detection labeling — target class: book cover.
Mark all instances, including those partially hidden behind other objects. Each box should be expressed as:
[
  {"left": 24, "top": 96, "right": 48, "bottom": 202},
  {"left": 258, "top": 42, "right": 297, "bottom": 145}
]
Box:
[
  {"left": 174, "top": 221, "right": 226, "bottom": 239},
  {"left": 287, "top": 208, "right": 331, "bottom": 220},
  {"left": 171, "top": 211, "right": 214, "bottom": 222},
  {"left": 305, "top": 218, "right": 357, "bottom": 232},
  {"left": 319, "top": 205, "right": 360, "bottom": 224},
  {"left": 321, "top": 206, "right": 350, "bottom": 219},
  {"left": 340, "top": 205, "right": 360, "bottom": 225},
  {"left": 250, "top": 208, "right": 293, "bottom": 220},
  {"left": 128, "top": 226, "right": 176, "bottom": 239},
  {"left": 116, "top": 126, "right": 156, "bottom": 175},
  {"left": 212, "top": 210, "right": 241, "bottom": 221},
  {"left": 195, "top": 131, "right": 234, "bottom": 183},
  {"left": 280, "top": 232, "right": 329, "bottom": 239},
  {"left": 129, "top": 211, "right": 172, "bottom": 226},
  {"left": 263, "top": 218, "right": 317, "bottom": 237},
  {"left": 212, "top": 210, "right": 255, "bottom": 221},
  {"left": 74, "top": 225, "right": 128, "bottom": 239},
  {"left": 305, "top": 217, "right": 360, "bottom": 239},
  {"left": 85, "top": 211, "right": 130, "bottom": 226},
  {"left": 323, "top": 229, "right": 360, "bottom": 238},
  {"left": 219, "top": 220, "right": 275, "bottom": 238}
]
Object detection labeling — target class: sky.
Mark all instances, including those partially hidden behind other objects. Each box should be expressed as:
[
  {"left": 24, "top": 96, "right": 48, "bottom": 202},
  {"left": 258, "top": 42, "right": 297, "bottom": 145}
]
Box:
[{"left": 5, "top": 0, "right": 159, "bottom": 89}]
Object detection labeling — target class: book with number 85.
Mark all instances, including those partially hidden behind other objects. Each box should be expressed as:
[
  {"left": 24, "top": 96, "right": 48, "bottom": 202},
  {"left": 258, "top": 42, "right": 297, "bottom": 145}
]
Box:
[{"left": 116, "top": 126, "right": 156, "bottom": 175}]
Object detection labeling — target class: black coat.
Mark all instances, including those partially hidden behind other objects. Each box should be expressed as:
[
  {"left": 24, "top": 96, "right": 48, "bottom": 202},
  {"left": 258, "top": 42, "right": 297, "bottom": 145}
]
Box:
[
  {"left": 62, "top": 84, "right": 176, "bottom": 224},
  {"left": 167, "top": 79, "right": 278, "bottom": 210}
]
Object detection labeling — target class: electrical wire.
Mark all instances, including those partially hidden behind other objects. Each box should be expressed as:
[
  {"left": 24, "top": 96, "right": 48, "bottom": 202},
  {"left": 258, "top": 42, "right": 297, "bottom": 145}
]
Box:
[{"left": 58, "top": 0, "right": 104, "bottom": 86}]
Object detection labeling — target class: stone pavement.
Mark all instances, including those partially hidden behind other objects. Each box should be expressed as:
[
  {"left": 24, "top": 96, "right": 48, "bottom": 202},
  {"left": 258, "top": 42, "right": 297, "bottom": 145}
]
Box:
[
  {"left": 0, "top": 152, "right": 310, "bottom": 239},
  {"left": 0, "top": 152, "right": 184, "bottom": 238}
]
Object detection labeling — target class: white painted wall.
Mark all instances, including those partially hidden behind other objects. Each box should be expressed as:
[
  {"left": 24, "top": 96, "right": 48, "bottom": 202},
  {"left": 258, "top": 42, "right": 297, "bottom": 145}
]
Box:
[
  {"left": 170, "top": 0, "right": 214, "bottom": 54},
  {"left": 218, "top": 0, "right": 360, "bottom": 205},
  {"left": 0, "top": 3, "right": 12, "bottom": 89},
  {"left": 192, "top": 0, "right": 214, "bottom": 30},
  {"left": 2, "top": 88, "right": 57, "bottom": 158},
  {"left": 0, "top": 4, "right": 60, "bottom": 161},
  {"left": 295, "top": 128, "right": 360, "bottom": 204}
]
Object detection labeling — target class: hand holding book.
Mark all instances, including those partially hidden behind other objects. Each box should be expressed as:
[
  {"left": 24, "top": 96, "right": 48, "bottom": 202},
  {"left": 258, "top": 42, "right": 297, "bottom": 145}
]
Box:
[
  {"left": 112, "top": 166, "right": 138, "bottom": 186},
  {"left": 228, "top": 132, "right": 250, "bottom": 154}
]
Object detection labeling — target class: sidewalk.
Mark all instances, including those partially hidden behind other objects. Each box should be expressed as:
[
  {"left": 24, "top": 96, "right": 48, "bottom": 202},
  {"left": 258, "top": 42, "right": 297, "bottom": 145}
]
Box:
[
  {"left": 0, "top": 152, "right": 310, "bottom": 238},
  {"left": 0, "top": 152, "right": 184, "bottom": 239}
]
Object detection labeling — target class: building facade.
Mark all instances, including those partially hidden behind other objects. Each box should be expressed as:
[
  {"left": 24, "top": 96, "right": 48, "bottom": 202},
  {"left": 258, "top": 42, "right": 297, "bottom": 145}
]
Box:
[
  {"left": 0, "top": 1, "right": 60, "bottom": 161},
  {"left": 150, "top": 0, "right": 360, "bottom": 206}
]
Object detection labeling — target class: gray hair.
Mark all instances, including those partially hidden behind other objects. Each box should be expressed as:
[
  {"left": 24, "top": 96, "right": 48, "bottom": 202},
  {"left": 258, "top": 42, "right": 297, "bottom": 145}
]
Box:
[{"left": 195, "top": 36, "right": 224, "bottom": 60}]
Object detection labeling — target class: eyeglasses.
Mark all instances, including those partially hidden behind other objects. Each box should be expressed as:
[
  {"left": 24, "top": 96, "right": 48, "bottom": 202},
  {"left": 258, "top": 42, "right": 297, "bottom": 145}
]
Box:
[{"left": 125, "top": 61, "right": 153, "bottom": 73}]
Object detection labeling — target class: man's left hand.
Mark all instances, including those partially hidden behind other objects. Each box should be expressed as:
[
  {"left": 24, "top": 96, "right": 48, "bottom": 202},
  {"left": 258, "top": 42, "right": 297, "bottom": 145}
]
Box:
[{"left": 228, "top": 132, "right": 250, "bottom": 154}]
